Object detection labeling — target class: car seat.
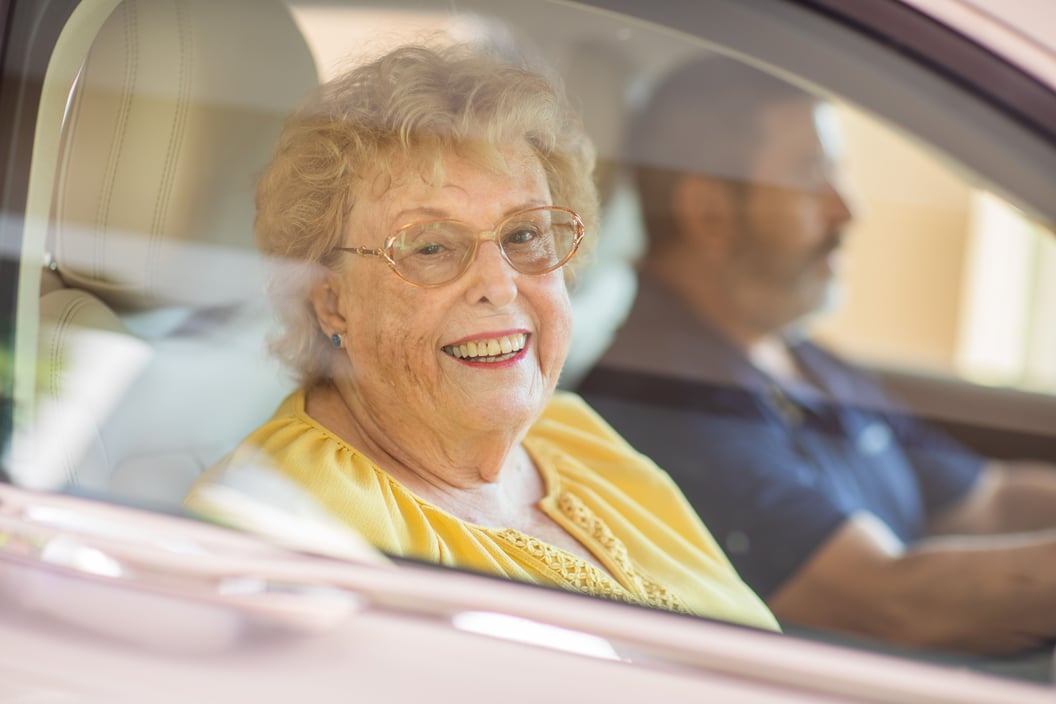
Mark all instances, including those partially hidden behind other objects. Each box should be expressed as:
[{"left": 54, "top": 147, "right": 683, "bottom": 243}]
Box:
[{"left": 10, "top": 0, "right": 319, "bottom": 509}]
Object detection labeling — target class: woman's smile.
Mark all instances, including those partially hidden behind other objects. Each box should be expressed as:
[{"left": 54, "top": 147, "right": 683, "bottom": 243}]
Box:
[{"left": 442, "top": 332, "right": 530, "bottom": 365}]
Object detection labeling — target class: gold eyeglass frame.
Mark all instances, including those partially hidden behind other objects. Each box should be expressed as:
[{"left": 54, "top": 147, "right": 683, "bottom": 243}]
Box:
[{"left": 335, "top": 205, "right": 585, "bottom": 288}]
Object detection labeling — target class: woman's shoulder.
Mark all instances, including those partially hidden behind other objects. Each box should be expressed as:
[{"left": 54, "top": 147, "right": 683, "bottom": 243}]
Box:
[
  {"left": 186, "top": 388, "right": 377, "bottom": 505},
  {"left": 532, "top": 391, "right": 668, "bottom": 485},
  {"left": 229, "top": 387, "right": 338, "bottom": 458},
  {"left": 536, "top": 391, "right": 636, "bottom": 447}
]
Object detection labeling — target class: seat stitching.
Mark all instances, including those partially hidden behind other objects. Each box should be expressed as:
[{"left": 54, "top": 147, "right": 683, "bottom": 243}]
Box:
[
  {"left": 94, "top": 1, "right": 138, "bottom": 282},
  {"left": 149, "top": 0, "right": 192, "bottom": 299},
  {"left": 49, "top": 295, "right": 92, "bottom": 485}
]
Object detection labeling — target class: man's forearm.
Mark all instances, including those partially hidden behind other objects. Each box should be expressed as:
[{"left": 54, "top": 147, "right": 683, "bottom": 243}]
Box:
[
  {"left": 769, "top": 514, "right": 1056, "bottom": 656},
  {"left": 889, "top": 533, "right": 1056, "bottom": 653},
  {"left": 931, "top": 460, "right": 1056, "bottom": 535},
  {"left": 988, "top": 460, "right": 1056, "bottom": 532}
]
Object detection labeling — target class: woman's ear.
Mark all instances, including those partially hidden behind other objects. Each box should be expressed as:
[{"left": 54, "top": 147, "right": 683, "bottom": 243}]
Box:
[
  {"left": 309, "top": 271, "right": 347, "bottom": 337},
  {"left": 671, "top": 174, "right": 737, "bottom": 252}
]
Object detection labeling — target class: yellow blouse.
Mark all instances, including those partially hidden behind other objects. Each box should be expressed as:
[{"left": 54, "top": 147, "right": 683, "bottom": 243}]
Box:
[{"left": 186, "top": 389, "right": 778, "bottom": 632}]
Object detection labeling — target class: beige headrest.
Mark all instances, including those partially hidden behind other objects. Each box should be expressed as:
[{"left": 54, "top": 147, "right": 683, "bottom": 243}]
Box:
[{"left": 51, "top": 0, "right": 318, "bottom": 311}]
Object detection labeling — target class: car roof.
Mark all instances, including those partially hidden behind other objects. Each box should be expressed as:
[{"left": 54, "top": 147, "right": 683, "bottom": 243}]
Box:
[{"left": 892, "top": 0, "right": 1056, "bottom": 89}]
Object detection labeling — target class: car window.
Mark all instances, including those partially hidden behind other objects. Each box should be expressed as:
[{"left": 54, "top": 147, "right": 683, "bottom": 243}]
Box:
[
  {"left": 3, "top": 0, "right": 1054, "bottom": 690},
  {"left": 810, "top": 107, "right": 1056, "bottom": 459}
]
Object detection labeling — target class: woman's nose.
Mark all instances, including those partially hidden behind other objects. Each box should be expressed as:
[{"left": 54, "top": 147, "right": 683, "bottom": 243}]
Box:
[{"left": 463, "top": 240, "right": 518, "bottom": 306}]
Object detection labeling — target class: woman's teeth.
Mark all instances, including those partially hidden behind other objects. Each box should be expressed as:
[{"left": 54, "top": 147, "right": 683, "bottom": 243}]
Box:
[{"left": 443, "top": 333, "right": 527, "bottom": 362}]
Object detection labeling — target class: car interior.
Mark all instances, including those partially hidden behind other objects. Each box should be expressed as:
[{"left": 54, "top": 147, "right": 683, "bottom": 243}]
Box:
[
  {"left": 12, "top": 0, "right": 314, "bottom": 505},
  {"left": 2, "top": 0, "right": 1055, "bottom": 685},
  {"left": 15, "top": 0, "right": 1054, "bottom": 498}
]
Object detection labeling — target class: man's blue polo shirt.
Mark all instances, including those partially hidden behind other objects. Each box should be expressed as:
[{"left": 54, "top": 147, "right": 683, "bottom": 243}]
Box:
[{"left": 578, "top": 275, "right": 984, "bottom": 599}]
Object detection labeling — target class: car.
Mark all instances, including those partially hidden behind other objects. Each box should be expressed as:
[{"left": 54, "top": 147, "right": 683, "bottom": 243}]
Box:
[{"left": 0, "top": 0, "right": 1053, "bottom": 701}]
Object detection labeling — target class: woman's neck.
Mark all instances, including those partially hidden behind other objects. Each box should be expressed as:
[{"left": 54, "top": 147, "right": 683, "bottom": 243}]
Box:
[
  {"left": 306, "top": 381, "right": 611, "bottom": 574},
  {"left": 305, "top": 380, "right": 540, "bottom": 517}
]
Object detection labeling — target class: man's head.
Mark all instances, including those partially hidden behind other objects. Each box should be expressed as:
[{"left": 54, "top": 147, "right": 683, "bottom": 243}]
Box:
[{"left": 631, "top": 54, "right": 855, "bottom": 340}]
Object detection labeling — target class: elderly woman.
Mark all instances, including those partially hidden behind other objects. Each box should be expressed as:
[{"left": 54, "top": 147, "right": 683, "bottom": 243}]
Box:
[{"left": 185, "top": 44, "right": 776, "bottom": 631}]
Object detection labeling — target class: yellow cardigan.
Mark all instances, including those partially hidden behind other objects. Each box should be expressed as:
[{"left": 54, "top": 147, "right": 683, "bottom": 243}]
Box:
[{"left": 186, "top": 389, "right": 778, "bottom": 632}]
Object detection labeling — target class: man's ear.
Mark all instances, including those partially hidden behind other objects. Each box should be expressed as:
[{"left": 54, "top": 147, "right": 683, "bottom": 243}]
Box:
[
  {"left": 671, "top": 174, "right": 737, "bottom": 251},
  {"left": 309, "top": 271, "right": 347, "bottom": 337}
]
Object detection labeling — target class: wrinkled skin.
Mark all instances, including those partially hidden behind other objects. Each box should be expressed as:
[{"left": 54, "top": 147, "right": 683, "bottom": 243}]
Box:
[{"left": 311, "top": 143, "right": 573, "bottom": 490}]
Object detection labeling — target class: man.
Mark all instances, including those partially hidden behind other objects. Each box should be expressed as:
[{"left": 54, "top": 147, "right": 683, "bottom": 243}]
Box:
[{"left": 578, "top": 54, "right": 1056, "bottom": 660}]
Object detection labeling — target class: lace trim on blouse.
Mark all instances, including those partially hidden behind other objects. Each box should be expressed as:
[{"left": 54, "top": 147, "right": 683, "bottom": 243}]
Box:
[{"left": 496, "top": 491, "right": 689, "bottom": 614}]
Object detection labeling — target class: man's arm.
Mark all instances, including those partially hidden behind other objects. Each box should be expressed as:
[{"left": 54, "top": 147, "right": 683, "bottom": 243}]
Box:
[
  {"left": 768, "top": 512, "right": 1056, "bottom": 655},
  {"left": 929, "top": 460, "right": 1056, "bottom": 535}
]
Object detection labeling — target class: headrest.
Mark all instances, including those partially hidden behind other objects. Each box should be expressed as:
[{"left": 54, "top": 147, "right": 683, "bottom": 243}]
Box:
[{"left": 51, "top": 0, "right": 319, "bottom": 311}]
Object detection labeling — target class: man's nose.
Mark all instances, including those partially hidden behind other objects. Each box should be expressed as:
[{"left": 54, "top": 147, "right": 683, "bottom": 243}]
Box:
[{"left": 825, "top": 178, "right": 857, "bottom": 227}]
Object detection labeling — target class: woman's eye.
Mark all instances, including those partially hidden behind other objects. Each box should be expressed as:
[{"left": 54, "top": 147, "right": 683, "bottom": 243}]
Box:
[
  {"left": 503, "top": 227, "right": 540, "bottom": 246},
  {"left": 415, "top": 242, "right": 447, "bottom": 256}
]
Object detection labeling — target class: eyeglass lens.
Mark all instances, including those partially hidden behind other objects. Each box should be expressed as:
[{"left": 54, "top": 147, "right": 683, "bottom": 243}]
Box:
[{"left": 389, "top": 207, "right": 579, "bottom": 286}]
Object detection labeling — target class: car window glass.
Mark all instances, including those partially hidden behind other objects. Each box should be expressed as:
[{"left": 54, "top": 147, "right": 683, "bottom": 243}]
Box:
[
  {"left": 5, "top": 0, "right": 1054, "bottom": 687},
  {"left": 812, "top": 104, "right": 1056, "bottom": 395}
]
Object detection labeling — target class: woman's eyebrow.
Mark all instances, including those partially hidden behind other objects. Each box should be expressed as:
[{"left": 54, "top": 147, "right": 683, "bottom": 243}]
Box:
[
  {"left": 506, "top": 200, "right": 549, "bottom": 215},
  {"left": 391, "top": 206, "right": 450, "bottom": 226},
  {"left": 392, "top": 200, "right": 551, "bottom": 228}
]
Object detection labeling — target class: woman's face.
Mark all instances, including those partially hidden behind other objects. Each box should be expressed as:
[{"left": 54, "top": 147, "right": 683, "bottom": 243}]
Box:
[{"left": 327, "top": 144, "right": 573, "bottom": 443}]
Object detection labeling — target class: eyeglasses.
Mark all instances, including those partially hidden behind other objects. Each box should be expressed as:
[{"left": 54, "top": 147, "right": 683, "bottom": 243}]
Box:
[{"left": 336, "top": 206, "right": 585, "bottom": 288}]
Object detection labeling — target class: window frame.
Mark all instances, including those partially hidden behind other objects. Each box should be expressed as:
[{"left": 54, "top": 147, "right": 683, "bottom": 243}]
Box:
[
  {"left": 0, "top": 0, "right": 81, "bottom": 481},
  {"left": 576, "top": 0, "right": 1056, "bottom": 227}
]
